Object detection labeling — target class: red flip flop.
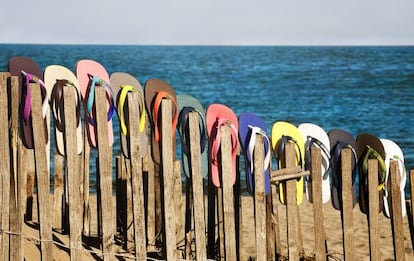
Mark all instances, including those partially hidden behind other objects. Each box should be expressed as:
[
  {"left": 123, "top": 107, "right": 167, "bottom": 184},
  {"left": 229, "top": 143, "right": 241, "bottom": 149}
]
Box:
[{"left": 206, "top": 104, "right": 238, "bottom": 188}]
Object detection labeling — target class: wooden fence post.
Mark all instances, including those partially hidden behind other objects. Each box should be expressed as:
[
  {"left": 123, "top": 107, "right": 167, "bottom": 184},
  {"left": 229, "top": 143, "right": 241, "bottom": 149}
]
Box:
[
  {"left": 189, "top": 112, "right": 207, "bottom": 260},
  {"left": 285, "top": 142, "right": 300, "bottom": 261},
  {"left": 9, "top": 75, "right": 24, "bottom": 261},
  {"left": 368, "top": 159, "right": 379, "bottom": 261},
  {"left": 0, "top": 73, "right": 11, "bottom": 260},
  {"left": 31, "top": 82, "right": 53, "bottom": 260},
  {"left": 311, "top": 148, "right": 326, "bottom": 261},
  {"left": 220, "top": 124, "right": 237, "bottom": 261},
  {"left": 127, "top": 93, "right": 147, "bottom": 260},
  {"left": 95, "top": 87, "right": 115, "bottom": 260},
  {"left": 161, "top": 99, "right": 177, "bottom": 260},
  {"left": 64, "top": 87, "right": 82, "bottom": 260},
  {"left": 341, "top": 148, "right": 355, "bottom": 261},
  {"left": 253, "top": 134, "right": 266, "bottom": 261},
  {"left": 390, "top": 160, "right": 405, "bottom": 261}
]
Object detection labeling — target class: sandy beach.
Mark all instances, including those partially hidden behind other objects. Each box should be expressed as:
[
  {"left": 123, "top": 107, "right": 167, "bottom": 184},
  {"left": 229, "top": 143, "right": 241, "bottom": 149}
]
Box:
[{"left": 17, "top": 192, "right": 414, "bottom": 260}]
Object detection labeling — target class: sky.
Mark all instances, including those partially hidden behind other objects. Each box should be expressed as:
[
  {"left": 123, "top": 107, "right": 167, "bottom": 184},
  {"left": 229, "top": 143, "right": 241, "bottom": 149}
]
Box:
[{"left": 1, "top": 0, "right": 414, "bottom": 45}]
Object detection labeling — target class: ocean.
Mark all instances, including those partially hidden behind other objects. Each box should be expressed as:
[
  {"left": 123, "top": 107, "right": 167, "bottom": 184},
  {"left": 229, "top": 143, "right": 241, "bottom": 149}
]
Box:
[{"left": 1, "top": 44, "right": 414, "bottom": 194}]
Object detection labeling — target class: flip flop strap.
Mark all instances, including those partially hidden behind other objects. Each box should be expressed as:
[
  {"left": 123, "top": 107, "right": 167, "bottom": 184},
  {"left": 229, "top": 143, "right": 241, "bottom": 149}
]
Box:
[
  {"left": 361, "top": 145, "right": 386, "bottom": 191},
  {"left": 86, "top": 75, "right": 115, "bottom": 125},
  {"left": 247, "top": 125, "right": 270, "bottom": 173},
  {"left": 276, "top": 135, "right": 303, "bottom": 168},
  {"left": 211, "top": 118, "right": 238, "bottom": 166},
  {"left": 50, "top": 79, "right": 81, "bottom": 132},
  {"left": 178, "top": 106, "right": 207, "bottom": 155},
  {"left": 152, "top": 91, "right": 178, "bottom": 142},
  {"left": 117, "top": 84, "right": 146, "bottom": 136},
  {"left": 21, "top": 71, "right": 49, "bottom": 122},
  {"left": 305, "top": 136, "right": 331, "bottom": 180}
]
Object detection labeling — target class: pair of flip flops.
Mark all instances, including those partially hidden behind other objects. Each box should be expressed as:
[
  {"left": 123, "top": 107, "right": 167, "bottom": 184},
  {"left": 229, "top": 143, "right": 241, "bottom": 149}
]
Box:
[
  {"left": 356, "top": 133, "right": 387, "bottom": 214},
  {"left": 357, "top": 133, "right": 406, "bottom": 217},
  {"left": 271, "top": 121, "right": 305, "bottom": 205},
  {"left": 381, "top": 138, "right": 407, "bottom": 218},
  {"left": 44, "top": 65, "right": 83, "bottom": 155},
  {"left": 239, "top": 112, "right": 271, "bottom": 195},
  {"left": 328, "top": 129, "right": 358, "bottom": 210},
  {"left": 144, "top": 78, "right": 178, "bottom": 165},
  {"left": 111, "top": 72, "right": 147, "bottom": 158},
  {"left": 298, "top": 123, "right": 331, "bottom": 204},
  {"left": 76, "top": 60, "right": 115, "bottom": 149},
  {"left": 177, "top": 95, "right": 208, "bottom": 178},
  {"left": 8, "top": 56, "right": 49, "bottom": 150},
  {"left": 206, "top": 104, "right": 239, "bottom": 188}
]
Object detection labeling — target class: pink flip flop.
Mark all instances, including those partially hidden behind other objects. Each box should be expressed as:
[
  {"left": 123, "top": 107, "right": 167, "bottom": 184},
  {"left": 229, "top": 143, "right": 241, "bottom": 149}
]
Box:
[
  {"left": 75, "top": 60, "right": 114, "bottom": 148},
  {"left": 206, "top": 104, "right": 238, "bottom": 188}
]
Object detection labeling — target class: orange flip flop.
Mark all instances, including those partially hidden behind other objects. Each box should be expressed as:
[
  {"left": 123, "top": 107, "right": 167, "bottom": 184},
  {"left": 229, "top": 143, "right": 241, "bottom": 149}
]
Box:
[{"left": 144, "top": 78, "right": 178, "bottom": 165}]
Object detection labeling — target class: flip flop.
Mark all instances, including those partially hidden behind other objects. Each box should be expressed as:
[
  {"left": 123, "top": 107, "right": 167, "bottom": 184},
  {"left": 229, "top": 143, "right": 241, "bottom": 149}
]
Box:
[
  {"left": 8, "top": 56, "right": 49, "bottom": 149},
  {"left": 75, "top": 60, "right": 115, "bottom": 148},
  {"left": 206, "top": 104, "right": 238, "bottom": 188},
  {"left": 271, "top": 121, "right": 305, "bottom": 205},
  {"left": 298, "top": 123, "right": 331, "bottom": 204},
  {"left": 110, "top": 72, "right": 147, "bottom": 159},
  {"left": 177, "top": 94, "right": 208, "bottom": 178},
  {"left": 238, "top": 112, "right": 271, "bottom": 196},
  {"left": 44, "top": 65, "right": 83, "bottom": 155},
  {"left": 144, "top": 78, "right": 178, "bottom": 165},
  {"left": 380, "top": 138, "right": 407, "bottom": 218},
  {"left": 356, "top": 133, "right": 386, "bottom": 214},
  {"left": 328, "top": 129, "right": 358, "bottom": 210}
]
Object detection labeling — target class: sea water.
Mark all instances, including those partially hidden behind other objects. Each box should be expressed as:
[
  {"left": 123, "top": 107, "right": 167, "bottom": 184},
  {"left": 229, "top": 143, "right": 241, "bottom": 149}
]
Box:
[{"left": 1, "top": 44, "right": 414, "bottom": 195}]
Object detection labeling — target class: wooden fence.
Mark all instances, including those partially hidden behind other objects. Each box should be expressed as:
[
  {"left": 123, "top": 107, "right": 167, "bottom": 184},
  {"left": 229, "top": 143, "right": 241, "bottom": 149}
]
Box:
[{"left": 0, "top": 72, "right": 413, "bottom": 260}]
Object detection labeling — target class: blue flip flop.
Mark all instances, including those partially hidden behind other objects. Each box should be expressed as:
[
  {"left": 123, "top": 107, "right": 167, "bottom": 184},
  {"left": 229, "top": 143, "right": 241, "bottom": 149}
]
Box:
[{"left": 239, "top": 112, "right": 271, "bottom": 195}]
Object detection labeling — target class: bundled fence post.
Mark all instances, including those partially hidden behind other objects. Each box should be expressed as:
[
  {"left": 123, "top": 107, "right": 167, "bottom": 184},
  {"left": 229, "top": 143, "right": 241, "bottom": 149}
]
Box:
[
  {"left": 253, "top": 134, "right": 266, "bottom": 260},
  {"left": 9, "top": 75, "right": 24, "bottom": 261},
  {"left": 341, "top": 148, "right": 355, "bottom": 261},
  {"left": 31, "top": 82, "right": 53, "bottom": 260},
  {"left": 145, "top": 148, "right": 157, "bottom": 251},
  {"left": 95, "top": 87, "right": 115, "bottom": 260},
  {"left": 285, "top": 142, "right": 300, "bottom": 261},
  {"left": 220, "top": 124, "right": 237, "bottom": 261},
  {"left": 63, "top": 86, "right": 83, "bottom": 260},
  {"left": 0, "top": 72, "right": 11, "bottom": 260},
  {"left": 161, "top": 99, "right": 177, "bottom": 260},
  {"left": 189, "top": 112, "right": 207, "bottom": 260},
  {"left": 311, "top": 148, "right": 326, "bottom": 261},
  {"left": 390, "top": 160, "right": 405, "bottom": 261},
  {"left": 53, "top": 153, "right": 65, "bottom": 231},
  {"left": 127, "top": 93, "right": 147, "bottom": 260},
  {"left": 82, "top": 121, "right": 91, "bottom": 236},
  {"left": 368, "top": 159, "right": 379, "bottom": 261}
]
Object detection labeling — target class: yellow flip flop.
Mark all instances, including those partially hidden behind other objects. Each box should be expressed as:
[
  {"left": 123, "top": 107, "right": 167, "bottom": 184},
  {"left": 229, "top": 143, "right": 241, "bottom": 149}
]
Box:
[{"left": 271, "top": 121, "right": 305, "bottom": 205}]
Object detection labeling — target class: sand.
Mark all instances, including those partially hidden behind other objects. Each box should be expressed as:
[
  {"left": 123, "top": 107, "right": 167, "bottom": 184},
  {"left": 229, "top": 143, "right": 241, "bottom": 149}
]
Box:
[{"left": 13, "top": 191, "right": 414, "bottom": 260}]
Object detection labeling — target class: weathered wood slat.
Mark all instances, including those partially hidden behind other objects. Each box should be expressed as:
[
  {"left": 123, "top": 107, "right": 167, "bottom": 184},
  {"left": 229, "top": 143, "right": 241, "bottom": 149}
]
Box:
[{"left": 368, "top": 159, "right": 379, "bottom": 261}]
